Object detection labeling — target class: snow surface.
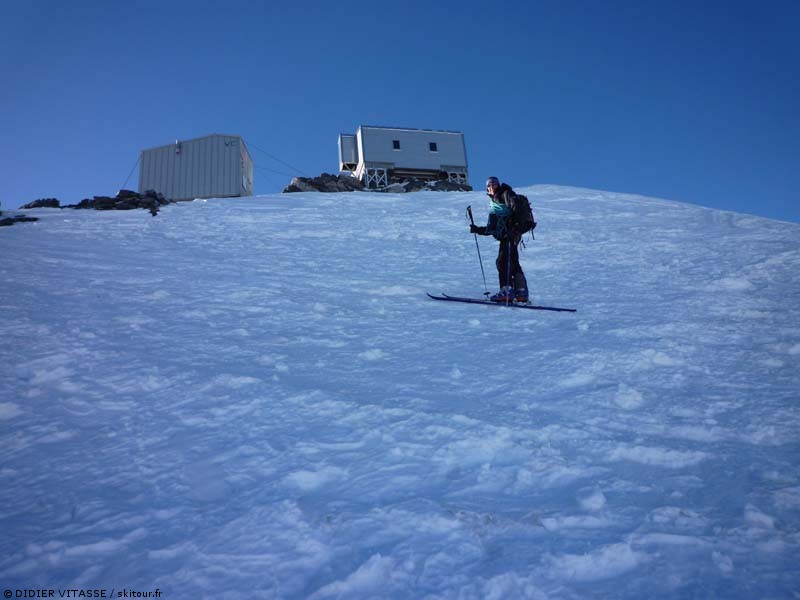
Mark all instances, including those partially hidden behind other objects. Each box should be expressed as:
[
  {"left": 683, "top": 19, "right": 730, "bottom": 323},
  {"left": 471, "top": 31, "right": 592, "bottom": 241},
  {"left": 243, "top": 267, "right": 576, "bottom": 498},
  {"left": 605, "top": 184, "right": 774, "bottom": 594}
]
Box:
[{"left": 1, "top": 185, "right": 799, "bottom": 598}]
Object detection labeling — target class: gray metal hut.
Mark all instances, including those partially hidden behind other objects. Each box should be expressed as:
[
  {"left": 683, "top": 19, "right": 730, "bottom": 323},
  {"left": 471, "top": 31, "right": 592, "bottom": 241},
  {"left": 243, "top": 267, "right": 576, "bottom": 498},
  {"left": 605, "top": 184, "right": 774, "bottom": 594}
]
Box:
[
  {"left": 138, "top": 134, "right": 254, "bottom": 201},
  {"left": 339, "top": 125, "right": 468, "bottom": 189}
]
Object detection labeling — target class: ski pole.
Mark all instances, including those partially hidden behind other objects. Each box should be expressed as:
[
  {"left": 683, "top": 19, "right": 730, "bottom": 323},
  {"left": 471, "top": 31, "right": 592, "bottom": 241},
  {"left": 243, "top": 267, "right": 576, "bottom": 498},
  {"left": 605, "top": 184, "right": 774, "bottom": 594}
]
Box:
[
  {"left": 506, "top": 239, "right": 513, "bottom": 306},
  {"left": 466, "top": 206, "right": 489, "bottom": 296}
]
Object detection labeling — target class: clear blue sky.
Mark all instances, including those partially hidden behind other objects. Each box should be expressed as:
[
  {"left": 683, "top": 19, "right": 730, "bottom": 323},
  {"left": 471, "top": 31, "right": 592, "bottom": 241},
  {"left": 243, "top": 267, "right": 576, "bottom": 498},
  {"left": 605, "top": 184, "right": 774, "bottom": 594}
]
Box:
[{"left": 1, "top": 0, "right": 798, "bottom": 222}]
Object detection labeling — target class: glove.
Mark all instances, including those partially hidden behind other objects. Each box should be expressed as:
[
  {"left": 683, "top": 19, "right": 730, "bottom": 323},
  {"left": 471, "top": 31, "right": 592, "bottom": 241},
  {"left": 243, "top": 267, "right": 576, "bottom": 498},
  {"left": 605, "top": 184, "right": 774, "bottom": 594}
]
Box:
[{"left": 470, "top": 224, "right": 485, "bottom": 235}]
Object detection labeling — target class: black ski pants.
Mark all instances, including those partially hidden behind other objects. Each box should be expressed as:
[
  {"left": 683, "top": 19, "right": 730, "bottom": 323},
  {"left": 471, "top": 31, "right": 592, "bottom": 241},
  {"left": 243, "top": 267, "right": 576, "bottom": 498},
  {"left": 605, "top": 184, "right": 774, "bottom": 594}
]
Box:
[{"left": 496, "top": 238, "right": 528, "bottom": 290}]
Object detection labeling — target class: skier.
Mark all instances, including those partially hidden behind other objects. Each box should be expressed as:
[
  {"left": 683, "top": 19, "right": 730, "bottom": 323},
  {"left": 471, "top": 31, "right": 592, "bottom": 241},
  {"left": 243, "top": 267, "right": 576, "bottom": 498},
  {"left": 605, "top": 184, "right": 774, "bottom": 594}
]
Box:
[{"left": 469, "top": 176, "right": 529, "bottom": 303}]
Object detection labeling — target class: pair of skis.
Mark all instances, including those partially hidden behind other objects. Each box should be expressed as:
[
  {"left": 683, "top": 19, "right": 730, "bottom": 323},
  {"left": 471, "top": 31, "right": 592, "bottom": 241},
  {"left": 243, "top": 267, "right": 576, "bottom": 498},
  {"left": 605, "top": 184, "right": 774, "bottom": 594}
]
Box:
[
  {"left": 440, "top": 205, "right": 575, "bottom": 313},
  {"left": 427, "top": 293, "right": 576, "bottom": 313}
]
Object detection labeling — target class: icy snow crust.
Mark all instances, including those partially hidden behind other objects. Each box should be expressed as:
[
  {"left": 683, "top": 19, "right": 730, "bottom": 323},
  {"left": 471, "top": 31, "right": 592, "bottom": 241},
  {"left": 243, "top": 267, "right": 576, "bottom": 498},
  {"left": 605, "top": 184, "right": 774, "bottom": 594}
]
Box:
[{"left": 1, "top": 185, "right": 799, "bottom": 598}]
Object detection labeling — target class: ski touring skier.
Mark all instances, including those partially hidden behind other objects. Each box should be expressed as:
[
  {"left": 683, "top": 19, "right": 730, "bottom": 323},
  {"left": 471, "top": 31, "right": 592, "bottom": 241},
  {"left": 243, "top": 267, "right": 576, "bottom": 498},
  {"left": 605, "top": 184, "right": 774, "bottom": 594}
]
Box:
[{"left": 469, "top": 176, "right": 530, "bottom": 303}]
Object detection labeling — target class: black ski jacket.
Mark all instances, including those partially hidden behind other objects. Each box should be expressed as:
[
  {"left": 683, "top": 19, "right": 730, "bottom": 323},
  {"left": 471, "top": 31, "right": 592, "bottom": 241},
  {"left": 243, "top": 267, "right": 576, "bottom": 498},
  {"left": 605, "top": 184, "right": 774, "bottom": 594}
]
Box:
[{"left": 474, "top": 183, "right": 519, "bottom": 242}]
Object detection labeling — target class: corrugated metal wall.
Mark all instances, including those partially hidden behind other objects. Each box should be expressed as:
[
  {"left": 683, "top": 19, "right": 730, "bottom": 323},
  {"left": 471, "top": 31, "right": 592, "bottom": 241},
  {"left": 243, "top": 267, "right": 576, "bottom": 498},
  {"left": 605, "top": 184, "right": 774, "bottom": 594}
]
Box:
[
  {"left": 358, "top": 127, "right": 467, "bottom": 171},
  {"left": 339, "top": 134, "right": 358, "bottom": 170},
  {"left": 138, "top": 134, "right": 251, "bottom": 200}
]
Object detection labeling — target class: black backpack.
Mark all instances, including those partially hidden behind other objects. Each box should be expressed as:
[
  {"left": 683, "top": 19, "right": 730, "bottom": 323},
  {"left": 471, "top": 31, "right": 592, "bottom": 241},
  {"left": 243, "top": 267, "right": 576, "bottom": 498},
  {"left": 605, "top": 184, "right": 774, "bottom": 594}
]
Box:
[{"left": 509, "top": 193, "right": 536, "bottom": 234}]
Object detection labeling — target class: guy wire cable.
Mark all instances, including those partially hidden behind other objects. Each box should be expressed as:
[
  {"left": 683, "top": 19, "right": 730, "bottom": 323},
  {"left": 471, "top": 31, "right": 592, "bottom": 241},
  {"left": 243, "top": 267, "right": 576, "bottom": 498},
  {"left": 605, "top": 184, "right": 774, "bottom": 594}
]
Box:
[
  {"left": 120, "top": 156, "right": 140, "bottom": 191},
  {"left": 248, "top": 142, "right": 309, "bottom": 177}
]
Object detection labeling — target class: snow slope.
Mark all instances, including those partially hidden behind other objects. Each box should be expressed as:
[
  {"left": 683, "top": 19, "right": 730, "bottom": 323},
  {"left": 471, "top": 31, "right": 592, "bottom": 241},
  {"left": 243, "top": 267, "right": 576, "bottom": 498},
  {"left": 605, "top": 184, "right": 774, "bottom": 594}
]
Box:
[{"left": 1, "top": 185, "right": 799, "bottom": 598}]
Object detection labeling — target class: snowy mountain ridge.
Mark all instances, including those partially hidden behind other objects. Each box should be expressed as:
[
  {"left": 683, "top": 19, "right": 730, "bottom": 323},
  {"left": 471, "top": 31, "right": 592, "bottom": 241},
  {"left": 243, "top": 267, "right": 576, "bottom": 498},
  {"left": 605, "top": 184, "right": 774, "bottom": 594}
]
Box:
[{"left": 1, "top": 184, "right": 799, "bottom": 598}]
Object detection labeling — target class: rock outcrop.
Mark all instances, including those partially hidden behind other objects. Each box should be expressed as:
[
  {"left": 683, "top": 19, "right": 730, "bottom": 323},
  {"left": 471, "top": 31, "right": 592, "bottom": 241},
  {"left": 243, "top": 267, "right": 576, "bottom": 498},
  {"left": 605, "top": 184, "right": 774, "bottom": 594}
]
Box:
[
  {"left": 283, "top": 173, "right": 366, "bottom": 193},
  {"left": 64, "top": 190, "right": 172, "bottom": 216},
  {"left": 283, "top": 173, "right": 472, "bottom": 194},
  {"left": 382, "top": 179, "right": 473, "bottom": 193},
  {"left": 20, "top": 198, "right": 60, "bottom": 209},
  {"left": 0, "top": 215, "right": 38, "bottom": 227}
]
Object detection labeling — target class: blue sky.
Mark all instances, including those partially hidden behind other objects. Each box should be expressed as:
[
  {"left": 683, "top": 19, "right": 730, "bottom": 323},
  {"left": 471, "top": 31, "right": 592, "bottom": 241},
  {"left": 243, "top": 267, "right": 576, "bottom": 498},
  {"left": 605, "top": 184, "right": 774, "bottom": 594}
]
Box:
[{"left": 1, "top": 0, "right": 798, "bottom": 222}]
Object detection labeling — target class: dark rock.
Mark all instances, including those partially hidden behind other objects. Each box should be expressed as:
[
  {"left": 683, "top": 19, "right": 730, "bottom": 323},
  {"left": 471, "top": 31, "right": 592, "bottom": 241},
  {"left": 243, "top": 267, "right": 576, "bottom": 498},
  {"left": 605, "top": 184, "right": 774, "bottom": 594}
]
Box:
[
  {"left": 284, "top": 172, "right": 471, "bottom": 193},
  {"left": 283, "top": 173, "right": 365, "bottom": 193},
  {"left": 426, "top": 180, "right": 473, "bottom": 192},
  {"left": 64, "top": 190, "right": 174, "bottom": 215},
  {"left": 142, "top": 190, "right": 169, "bottom": 204},
  {"left": 20, "top": 198, "right": 60, "bottom": 209},
  {"left": 374, "top": 179, "right": 472, "bottom": 193},
  {"left": 90, "top": 196, "right": 120, "bottom": 210},
  {"left": 0, "top": 215, "right": 38, "bottom": 227},
  {"left": 402, "top": 179, "right": 428, "bottom": 192},
  {"left": 381, "top": 183, "right": 408, "bottom": 193}
]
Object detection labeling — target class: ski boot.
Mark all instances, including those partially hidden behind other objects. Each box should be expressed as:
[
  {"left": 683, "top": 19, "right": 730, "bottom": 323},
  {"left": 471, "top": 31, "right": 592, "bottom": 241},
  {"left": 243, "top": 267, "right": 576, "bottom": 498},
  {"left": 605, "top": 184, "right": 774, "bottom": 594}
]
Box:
[
  {"left": 490, "top": 286, "right": 514, "bottom": 303},
  {"left": 514, "top": 288, "right": 530, "bottom": 304}
]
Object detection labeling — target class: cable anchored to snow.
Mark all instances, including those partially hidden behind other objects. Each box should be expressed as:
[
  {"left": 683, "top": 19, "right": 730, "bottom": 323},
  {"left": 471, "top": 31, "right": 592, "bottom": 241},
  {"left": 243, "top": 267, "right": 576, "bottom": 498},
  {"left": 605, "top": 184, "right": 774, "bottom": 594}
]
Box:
[{"left": 120, "top": 156, "right": 141, "bottom": 191}]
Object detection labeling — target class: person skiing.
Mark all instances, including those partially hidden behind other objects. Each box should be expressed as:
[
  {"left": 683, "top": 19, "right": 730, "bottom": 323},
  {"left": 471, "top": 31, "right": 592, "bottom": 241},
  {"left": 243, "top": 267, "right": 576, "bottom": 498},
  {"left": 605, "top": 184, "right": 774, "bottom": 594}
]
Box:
[{"left": 469, "top": 176, "right": 529, "bottom": 303}]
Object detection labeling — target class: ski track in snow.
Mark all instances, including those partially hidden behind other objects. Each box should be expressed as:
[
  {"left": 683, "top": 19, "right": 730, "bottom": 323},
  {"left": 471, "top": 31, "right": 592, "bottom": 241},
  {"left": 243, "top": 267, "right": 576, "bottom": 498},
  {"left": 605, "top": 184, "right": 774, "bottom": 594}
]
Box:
[{"left": 1, "top": 186, "right": 799, "bottom": 598}]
